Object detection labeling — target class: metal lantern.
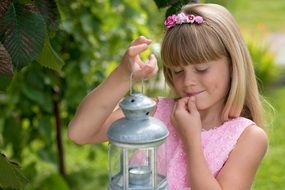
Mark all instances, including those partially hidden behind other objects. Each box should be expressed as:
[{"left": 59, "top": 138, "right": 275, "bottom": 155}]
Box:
[{"left": 107, "top": 93, "right": 169, "bottom": 190}]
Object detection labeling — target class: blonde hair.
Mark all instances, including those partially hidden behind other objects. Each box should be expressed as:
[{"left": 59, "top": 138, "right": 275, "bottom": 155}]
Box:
[{"left": 161, "top": 3, "right": 265, "bottom": 127}]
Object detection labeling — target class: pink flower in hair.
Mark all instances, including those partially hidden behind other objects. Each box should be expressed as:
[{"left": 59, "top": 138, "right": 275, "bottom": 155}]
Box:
[
  {"left": 164, "top": 15, "right": 177, "bottom": 28},
  {"left": 164, "top": 13, "right": 204, "bottom": 30},
  {"left": 195, "top": 16, "right": 204, "bottom": 24},
  {"left": 188, "top": 14, "right": 195, "bottom": 23},
  {"left": 175, "top": 13, "right": 187, "bottom": 24}
]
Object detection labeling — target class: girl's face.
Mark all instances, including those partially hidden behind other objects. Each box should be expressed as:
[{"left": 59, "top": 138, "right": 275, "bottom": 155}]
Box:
[{"left": 171, "top": 57, "right": 231, "bottom": 113}]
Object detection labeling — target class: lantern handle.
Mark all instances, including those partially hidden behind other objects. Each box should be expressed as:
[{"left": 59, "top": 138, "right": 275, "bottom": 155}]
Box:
[{"left": 129, "top": 71, "right": 144, "bottom": 95}]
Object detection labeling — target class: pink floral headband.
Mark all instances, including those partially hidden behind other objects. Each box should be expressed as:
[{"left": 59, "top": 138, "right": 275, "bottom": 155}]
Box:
[{"left": 164, "top": 13, "right": 204, "bottom": 29}]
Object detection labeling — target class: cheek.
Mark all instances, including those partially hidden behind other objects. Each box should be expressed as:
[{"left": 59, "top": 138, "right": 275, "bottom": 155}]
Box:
[
  {"left": 204, "top": 74, "right": 229, "bottom": 95},
  {"left": 213, "top": 76, "right": 230, "bottom": 95},
  {"left": 171, "top": 79, "right": 182, "bottom": 96},
  {"left": 172, "top": 76, "right": 183, "bottom": 88}
]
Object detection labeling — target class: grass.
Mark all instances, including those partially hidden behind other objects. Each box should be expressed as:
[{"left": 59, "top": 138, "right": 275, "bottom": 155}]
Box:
[
  {"left": 228, "top": 0, "right": 285, "bottom": 32},
  {"left": 253, "top": 87, "right": 285, "bottom": 190}
]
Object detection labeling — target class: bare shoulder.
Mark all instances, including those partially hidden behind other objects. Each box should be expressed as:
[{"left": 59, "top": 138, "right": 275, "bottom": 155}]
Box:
[
  {"left": 216, "top": 125, "right": 268, "bottom": 189},
  {"left": 240, "top": 124, "right": 268, "bottom": 154},
  {"left": 233, "top": 124, "right": 268, "bottom": 167}
]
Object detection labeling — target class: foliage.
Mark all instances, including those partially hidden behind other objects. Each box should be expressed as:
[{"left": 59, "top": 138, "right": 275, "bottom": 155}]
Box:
[
  {"left": 0, "top": 0, "right": 63, "bottom": 188},
  {"left": 0, "top": 153, "right": 29, "bottom": 189},
  {"left": 0, "top": 0, "right": 162, "bottom": 189},
  {"left": 252, "top": 87, "right": 285, "bottom": 190},
  {"left": 228, "top": 0, "right": 285, "bottom": 32},
  {"left": 0, "top": 0, "right": 63, "bottom": 91},
  {"left": 153, "top": 0, "right": 199, "bottom": 17},
  {"left": 247, "top": 40, "right": 279, "bottom": 90}
]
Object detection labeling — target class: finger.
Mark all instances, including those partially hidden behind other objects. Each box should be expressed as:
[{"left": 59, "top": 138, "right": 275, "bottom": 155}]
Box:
[
  {"left": 176, "top": 97, "right": 190, "bottom": 111},
  {"left": 187, "top": 96, "right": 198, "bottom": 113},
  {"left": 148, "top": 54, "right": 158, "bottom": 70},
  {"left": 128, "top": 43, "right": 149, "bottom": 57},
  {"left": 142, "top": 54, "right": 158, "bottom": 74},
  {"left": 130, "top": 36, "right": 152, "bottom": 46},
  {"left": 150, "top": 55, "right": 159, "bottom": 76}
]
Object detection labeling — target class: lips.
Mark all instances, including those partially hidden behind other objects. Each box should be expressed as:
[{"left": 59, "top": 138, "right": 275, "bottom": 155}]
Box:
[{"left": 186, "top": 90, "right": 204, "bottom": 97}]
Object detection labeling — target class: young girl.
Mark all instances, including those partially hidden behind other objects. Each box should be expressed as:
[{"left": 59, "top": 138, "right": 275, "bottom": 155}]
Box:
[{"left": 68, "top": 3, "right": 268, "bottom": 190}]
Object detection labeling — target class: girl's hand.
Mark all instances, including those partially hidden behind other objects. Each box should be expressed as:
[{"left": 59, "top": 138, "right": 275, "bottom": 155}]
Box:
[
  {"left": 171, "top": 96, "right": 202, "bottom": 141},
  {"left": 120, "top": 36, "right": 158, "bottom": 81}
]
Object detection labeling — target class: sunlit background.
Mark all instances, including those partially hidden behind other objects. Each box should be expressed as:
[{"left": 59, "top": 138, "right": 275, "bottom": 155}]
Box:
[{"left": 0, "top": 0, "right": 284, "bottom": 189}]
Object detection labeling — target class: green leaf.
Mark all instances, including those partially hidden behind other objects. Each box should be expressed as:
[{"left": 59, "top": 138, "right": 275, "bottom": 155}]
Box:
[
  {"left": 165, "top": 0, "right": 197, "bottom": 17},
  {"left": 153, "top": 0, "right": 179, "bottom": 8},
  {"left": 35, "top": 0, "right": 60, "bottom": 34},
  {"left": 38, "top": 173, "right": 68, "bottom": 190},
  {"left": 21, "top": 81, "right": 53, "bottom": 113},
  {"left": 0, "top": 2, "right": 46, "bottom": 70},
  {"left": 36, "top": 35, "right": 64, "bottom": 72},
  {"left": 0, "top": 42, "right": 13, "bottom": 91},
  {"left": 165, "top": 3, "right": 181, "bottom": 17},
  {"left": 0, "top": 42, "right": 13, "bottom": 76},
  {"left": 0, "top": 0, "right": 12, "bottom": 18},
  {"left": 0, "top": 75, "right": 12, "bottom": 91},
  {"left": 2, "top": 116, "right": 23, "bottom": 160},
  {"left": 18, "top": 0, "right": 36, "bottom": 3},
  {"left": 0, "top": 153, "right": 29, "bottom": 189}
]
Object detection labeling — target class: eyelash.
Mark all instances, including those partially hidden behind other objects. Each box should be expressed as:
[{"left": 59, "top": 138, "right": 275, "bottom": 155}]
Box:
[
  {"left": 173, "top": 68, "right": 208, "bottom": 74},
  {"left": 195, "top": 68, "right": 208, "bottom": 73},
  {"left": 173, "top": 69, "right": 183, "bottom": 74}
]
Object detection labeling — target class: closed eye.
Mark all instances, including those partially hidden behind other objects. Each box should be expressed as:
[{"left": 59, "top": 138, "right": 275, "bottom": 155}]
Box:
[
  {"left": 173, "top": 67, "right": 184, "bottom": 74},
  {"left": 195, "top": 68, "right": 208, "bottom": 73},
  {"left": 195, "top": 65, "right": 209, "bottom": 73}
]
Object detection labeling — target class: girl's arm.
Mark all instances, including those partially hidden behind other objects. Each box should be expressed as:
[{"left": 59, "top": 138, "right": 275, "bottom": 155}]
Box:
[
  {"left": 68, "top": 36, "right": 158, "bottom": 144},
  {"left": 172, "top": 97, "right": 268, "bottom": 190},
  {"left": 215, "top": 125, "right": 268, "bottom": 190}
]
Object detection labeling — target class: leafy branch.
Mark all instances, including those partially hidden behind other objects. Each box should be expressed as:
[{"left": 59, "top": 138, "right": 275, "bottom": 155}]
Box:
[
  {"left": 153, "top": 0, "right": 199, "bottom": 17},
  {"left": 0, "top": 0, "right": 63, "bottom": 91},
  {"left": 0, "top": 0, "right": 64, "bottom": 189}
]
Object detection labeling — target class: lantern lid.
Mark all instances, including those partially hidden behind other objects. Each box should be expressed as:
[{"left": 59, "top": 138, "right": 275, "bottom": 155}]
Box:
[
  {"left": 119, "top": 93, "right": 155, "bottom": 109},
  {"left": 107, "top": 93, "right": 169, "bottom": 147},
  {"left": 119, "top": 93, "right": 156, "bottom": 120},
  {"left": 108, "top": 117, "right": 168, "bottom": 147}
]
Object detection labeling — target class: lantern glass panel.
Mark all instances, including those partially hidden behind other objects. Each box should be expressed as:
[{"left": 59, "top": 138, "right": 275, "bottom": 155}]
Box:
[
  {"left": 128, "top": 148, "right": 152, "bottom": 187},
  {"left": 109, "top": 144, "right": 123, "bottom": 188},
  {"left": 156, "top": 143, "right": 167, "bottom": 186}
]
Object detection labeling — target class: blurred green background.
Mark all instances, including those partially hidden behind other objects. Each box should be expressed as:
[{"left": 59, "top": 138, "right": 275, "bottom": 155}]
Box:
[{"left": 0, "top": 0, "right": 284, "bottom": 189}]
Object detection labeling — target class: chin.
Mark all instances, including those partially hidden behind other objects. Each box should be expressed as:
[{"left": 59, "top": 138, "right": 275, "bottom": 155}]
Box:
[{"left": 195, "top": 102, "right": 207, "bottom": 111}]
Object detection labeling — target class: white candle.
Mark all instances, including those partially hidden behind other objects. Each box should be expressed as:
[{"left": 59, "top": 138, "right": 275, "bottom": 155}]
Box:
[{"left": 129, "top": 166, "right": 151, "bottom": 185}]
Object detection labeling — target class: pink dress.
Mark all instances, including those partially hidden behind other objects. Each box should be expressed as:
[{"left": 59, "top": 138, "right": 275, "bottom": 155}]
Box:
[{"left": 154, "top": 97, "right": 255, "bottom": 190}]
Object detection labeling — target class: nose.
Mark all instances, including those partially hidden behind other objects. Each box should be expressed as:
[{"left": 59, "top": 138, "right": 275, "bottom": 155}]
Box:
[{"left": 183, "top": 70, "right": 197, "bottom": 87}]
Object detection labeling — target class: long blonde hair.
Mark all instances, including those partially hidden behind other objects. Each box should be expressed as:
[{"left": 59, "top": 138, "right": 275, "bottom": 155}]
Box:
[{"left": 161, "top": 3, "right": 264, "bottom": 127}]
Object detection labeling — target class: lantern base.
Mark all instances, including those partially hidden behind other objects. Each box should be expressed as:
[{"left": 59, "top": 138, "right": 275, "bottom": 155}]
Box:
[{"left": 109, "top": 173, "right": 167, "bottom": 190}]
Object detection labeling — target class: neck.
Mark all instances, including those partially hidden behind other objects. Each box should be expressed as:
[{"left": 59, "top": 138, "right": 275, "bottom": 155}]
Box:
[{"left": 199, "top": 105, "right": 224, "bottom": 131}]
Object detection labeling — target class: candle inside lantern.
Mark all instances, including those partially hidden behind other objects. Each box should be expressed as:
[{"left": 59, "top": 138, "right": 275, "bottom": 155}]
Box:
[{"left": 129, "top": 166, "right": 151, "bottom": 186}]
